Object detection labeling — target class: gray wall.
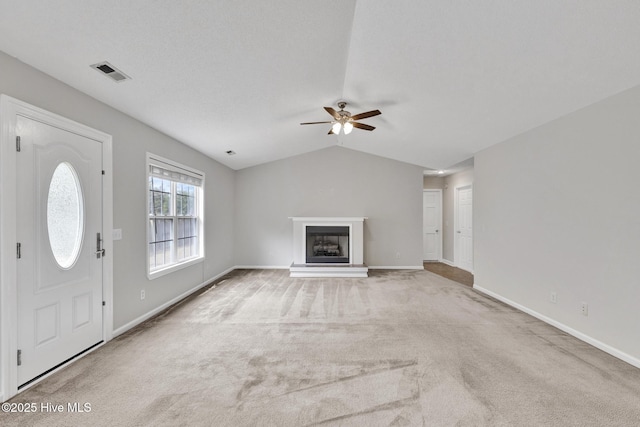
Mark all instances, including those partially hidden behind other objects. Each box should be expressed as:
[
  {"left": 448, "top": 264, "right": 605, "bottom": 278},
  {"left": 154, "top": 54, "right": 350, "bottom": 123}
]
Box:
[
  {"left": 474, "top": 84, "right": 640, "bottom": 362},
  {"left": 235, "top": 146, "right": 425, "bottom": 267},
  {"left": 0, "top": 51, "right": 236, "bottom": 331},
  {"left": 422, "top": 176, "right": 444, "bottom": 189}
]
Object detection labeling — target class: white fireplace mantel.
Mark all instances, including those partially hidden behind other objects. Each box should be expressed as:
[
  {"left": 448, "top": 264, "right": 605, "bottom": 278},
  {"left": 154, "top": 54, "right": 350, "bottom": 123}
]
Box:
[
  {"left": 289, "top": 217, "right": 368, "bottom": 222},
  {"left": 289, "top": 217, "right": 368, "bottom": 277}
]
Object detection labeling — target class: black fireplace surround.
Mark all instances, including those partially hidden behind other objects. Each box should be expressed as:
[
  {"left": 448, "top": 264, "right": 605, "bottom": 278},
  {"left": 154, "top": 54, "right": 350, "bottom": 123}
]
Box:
[{"left": 306, "top": 226, "right": 349, "bottom": 263}]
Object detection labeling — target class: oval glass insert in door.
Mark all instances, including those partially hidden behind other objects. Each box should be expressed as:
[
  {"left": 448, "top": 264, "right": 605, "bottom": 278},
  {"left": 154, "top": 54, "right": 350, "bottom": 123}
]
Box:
[{"left": 47, "top": 162, "right": 84, "bottom": 269}]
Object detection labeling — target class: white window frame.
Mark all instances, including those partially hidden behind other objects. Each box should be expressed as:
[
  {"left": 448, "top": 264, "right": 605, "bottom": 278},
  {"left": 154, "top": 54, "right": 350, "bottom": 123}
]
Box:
[{"left": 146, "top": 153, "right": 204, "bottom": 280}]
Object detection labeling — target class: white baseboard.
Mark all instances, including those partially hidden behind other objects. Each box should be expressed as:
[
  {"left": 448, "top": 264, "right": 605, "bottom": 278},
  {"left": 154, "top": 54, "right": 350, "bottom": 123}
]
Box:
[
  {"left": 439, "top": 258, "right": 455, "bottom": 267},
  {"left": 112, "top": 266, "right": 235, "bottom": 337},
  {"left": 438, "top": 258, "right": 473, "bottom": 274},
  {"left": 369, "top": 265, "right": 425, "bottom": 270},
  {"left": 236, "top": 265, "right": 426, "bottom": 271},
  {"left": 473, "top": 284, "right": 640, "bottom": 370},
  {"left": 234, "top": 265, "right": 290, "bottom": 269}
]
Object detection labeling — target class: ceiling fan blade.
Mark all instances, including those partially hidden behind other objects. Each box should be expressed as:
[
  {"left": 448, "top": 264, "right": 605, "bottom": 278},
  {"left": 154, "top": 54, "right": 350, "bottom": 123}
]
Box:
[
  {"left": 300, "top": 121, "right": 333, "bottom": 125},
  {"left": 328, "top": 128, "right": 335, "bottom": 135},
  {"left": 350, "top": 110, "right": 381, "bottom": 121},
  {"left": 324, "top": 107, "right": 340, "bottom": 119},
  {"left": 352, "top": 122, "right": 376, "bottom": 131}
]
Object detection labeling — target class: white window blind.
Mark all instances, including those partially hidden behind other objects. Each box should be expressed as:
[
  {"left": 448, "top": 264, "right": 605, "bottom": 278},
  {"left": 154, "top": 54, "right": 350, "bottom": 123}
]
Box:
[{"left": 149, "top": 161, "right": 203, "bottom": 186}]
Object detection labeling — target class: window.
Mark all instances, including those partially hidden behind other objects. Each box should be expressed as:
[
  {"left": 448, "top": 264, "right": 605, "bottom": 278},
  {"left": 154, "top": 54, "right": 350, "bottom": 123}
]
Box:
[
  {"left": 147, "top": 154, "right": 204, "bottom": 279},
  {"left": 48, "top": 162, "right": 84, "bottom": 269}
]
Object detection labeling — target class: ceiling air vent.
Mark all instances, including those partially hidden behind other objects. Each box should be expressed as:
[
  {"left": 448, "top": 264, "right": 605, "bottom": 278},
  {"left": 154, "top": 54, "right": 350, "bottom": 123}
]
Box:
[{"left": 90, "top": 61, "right": 131, "bottom": 82}]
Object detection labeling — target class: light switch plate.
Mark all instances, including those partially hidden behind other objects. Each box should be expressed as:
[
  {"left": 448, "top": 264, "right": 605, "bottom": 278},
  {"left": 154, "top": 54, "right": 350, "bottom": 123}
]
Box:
[{"left": 112, "top": 228, "right": 122, "bottom": 240}]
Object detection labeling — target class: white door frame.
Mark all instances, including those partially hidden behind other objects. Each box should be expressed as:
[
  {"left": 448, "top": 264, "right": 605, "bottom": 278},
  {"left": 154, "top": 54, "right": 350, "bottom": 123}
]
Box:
[
  {"left": 423, "top": 189, "right": 443, "bottom": 261},
  {"left": 454, "top": 184, "right": 473, "bottom": 273},
  {"left": 0, "top": 95, "right": 113, "bottom": 401}
]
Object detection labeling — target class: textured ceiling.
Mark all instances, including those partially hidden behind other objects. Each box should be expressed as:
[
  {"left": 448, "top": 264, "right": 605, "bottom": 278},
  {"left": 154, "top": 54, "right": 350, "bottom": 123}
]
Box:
[{"left": 1, "top": 1, "right": 640, "bottom": 172}]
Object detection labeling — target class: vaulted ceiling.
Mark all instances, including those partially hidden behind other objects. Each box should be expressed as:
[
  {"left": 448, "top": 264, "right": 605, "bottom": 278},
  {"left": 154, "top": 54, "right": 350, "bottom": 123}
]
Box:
[{"left": 2, "top": 1, "right": 640, "bottom": 173}]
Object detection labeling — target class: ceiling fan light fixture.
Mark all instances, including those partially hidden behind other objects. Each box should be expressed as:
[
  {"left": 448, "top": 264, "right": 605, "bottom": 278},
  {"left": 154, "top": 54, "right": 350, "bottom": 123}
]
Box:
[
  {"left": 343, "top": 122, "right": 353, "bottom": 135},
  {"left": 300, "top": 102, "right": 381, "bottom": 135}
]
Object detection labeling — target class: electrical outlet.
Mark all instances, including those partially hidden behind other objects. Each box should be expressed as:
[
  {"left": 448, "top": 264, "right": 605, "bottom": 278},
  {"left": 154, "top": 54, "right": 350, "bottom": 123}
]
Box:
[
  {"left": 581, "top": 302, "right": 588, "bottom": 316},
  {"left": 141, "top": 290, "right": 145, "bottom": 301},
  {"left": 550, "top": 292, "right": 557, "bottom": 304},
  {"left": 395, "top": 251, "right": 401, "bottom": 259}
]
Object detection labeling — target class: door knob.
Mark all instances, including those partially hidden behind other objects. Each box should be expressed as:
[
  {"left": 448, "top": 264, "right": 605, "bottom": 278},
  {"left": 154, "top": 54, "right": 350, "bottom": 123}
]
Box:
[{"left": 457, "top": 230, "right": 461, "bottom": 233}]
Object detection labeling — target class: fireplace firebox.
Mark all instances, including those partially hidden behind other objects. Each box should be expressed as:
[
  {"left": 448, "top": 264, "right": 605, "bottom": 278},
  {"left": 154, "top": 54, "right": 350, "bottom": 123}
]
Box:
[
  {"left": 289, "top": 217, "right": 367, "bottom": 277},
  {"left": 306, "top": 226, "right": 349, "bottom": 263}
]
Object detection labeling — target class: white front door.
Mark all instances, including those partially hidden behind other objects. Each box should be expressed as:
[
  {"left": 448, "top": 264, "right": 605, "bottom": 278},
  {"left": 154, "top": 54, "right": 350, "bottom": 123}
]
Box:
[
  {"left": 423, "top": 190, "right": 442, "bottom": 261},
  {"left": 16, "top": 115, "right": 104, "bottom": 387},
  {"left": 455, "top": 185, "right": 473, "bottom": 273}
]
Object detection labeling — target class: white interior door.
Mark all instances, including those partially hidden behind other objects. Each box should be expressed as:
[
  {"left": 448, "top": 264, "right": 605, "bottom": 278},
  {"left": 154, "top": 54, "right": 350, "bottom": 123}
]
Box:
[
  {"left": 423, "top": 190, "right": 442, "bottom": 261},
  {"left": 455, "top": 186, "right": 473, "bottom": 273},
  {"left": 16, "top": 115, "right": 104, "bottom": 387}
]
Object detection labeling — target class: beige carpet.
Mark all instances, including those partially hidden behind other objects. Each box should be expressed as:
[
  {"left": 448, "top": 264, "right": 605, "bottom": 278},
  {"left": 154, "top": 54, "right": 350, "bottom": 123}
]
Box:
[{"left": 2, "top": 269, "right": 640, "bottom": 426}]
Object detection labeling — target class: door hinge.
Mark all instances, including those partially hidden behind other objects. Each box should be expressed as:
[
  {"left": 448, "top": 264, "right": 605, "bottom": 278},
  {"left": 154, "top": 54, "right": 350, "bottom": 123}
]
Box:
[
  {"left": 17, "top": 242, "right": 21, "bottom": 259},
  {"left": 102, "top": 301, "right": 106, "bottom": 306},
  {"left": 16, "top": 136, "right": 21, "bottom": 152},
  {"left": 17, "top": 349, "right": 22, "bottom": 366},
  {"left": 102, "top": 170, "right": 105, "bottom": 175},
  {"left": 96, "top": 233, "right": 105, "bottom": 258}
]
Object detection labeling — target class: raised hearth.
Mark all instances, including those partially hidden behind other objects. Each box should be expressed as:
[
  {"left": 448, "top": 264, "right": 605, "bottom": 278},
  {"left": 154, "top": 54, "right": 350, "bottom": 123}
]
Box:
[{"left": 289, "top": 217, "right": 368, "bottom": 278}]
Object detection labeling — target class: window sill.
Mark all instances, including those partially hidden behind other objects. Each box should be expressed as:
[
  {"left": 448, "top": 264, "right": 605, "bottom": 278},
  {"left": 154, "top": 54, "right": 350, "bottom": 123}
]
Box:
[{"left": 147, "top": 256, "right": 204, "bottom": 280}]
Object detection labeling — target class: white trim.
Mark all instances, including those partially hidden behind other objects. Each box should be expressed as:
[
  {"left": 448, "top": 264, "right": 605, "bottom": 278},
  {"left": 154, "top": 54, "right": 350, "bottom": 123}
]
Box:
[
  {"left": 289, "top": 217, "right": 367, "bottom": 222},
  {"left": 0, "top": 96, "right": 18, "bottom": 403},
  {"left": 102, "top": 123, "right": 114, "bottom": 343},
  {"left": 148, "top": 257, "right": 204, "bottom": 280},
  {"left": 453, "top": 184, "right": 473, "bottom": 272},
  {"left": 113, "top": 266, "right": 235, "bottom": 337},
  {"left": 423, "top": 189, "right": 443, "bottom": 261},
  {"left": 290, "top": 266, "right": 368, "bottom": 278},
  {"left": 0, "top": 95, "right": 113, "bottom": 401},
  {"left": 473, "top": 284, "right": 640, "bottom": 370},
  {"left": 234, "top": 265, "right": 290, "bottom": 269},
  {"left": 368, "top": 266, "right": 425, "bottom": 270},
  {"left": 235, "top": 265, "right": 425, "bottom": 271},
  {"left": 438, "top": 258, "right": 456, "bottom": 267}
]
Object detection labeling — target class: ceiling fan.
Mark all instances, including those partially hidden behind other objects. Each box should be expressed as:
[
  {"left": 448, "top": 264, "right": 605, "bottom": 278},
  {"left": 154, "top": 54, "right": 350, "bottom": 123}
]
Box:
[{"left": 300, "top": 101, "right": 381, "bottom": 135}]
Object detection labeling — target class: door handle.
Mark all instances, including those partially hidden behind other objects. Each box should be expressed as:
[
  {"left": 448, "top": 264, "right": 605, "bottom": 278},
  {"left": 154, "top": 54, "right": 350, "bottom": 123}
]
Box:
[
  {"left": 435, "top": 230, "right": 439, "bottom": 233},
  {"left": 96, "top": 232, "right": 105, "bottom": 258},
  {"left": 457, "top": 230, "right": 461, "bottom": 233}
]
